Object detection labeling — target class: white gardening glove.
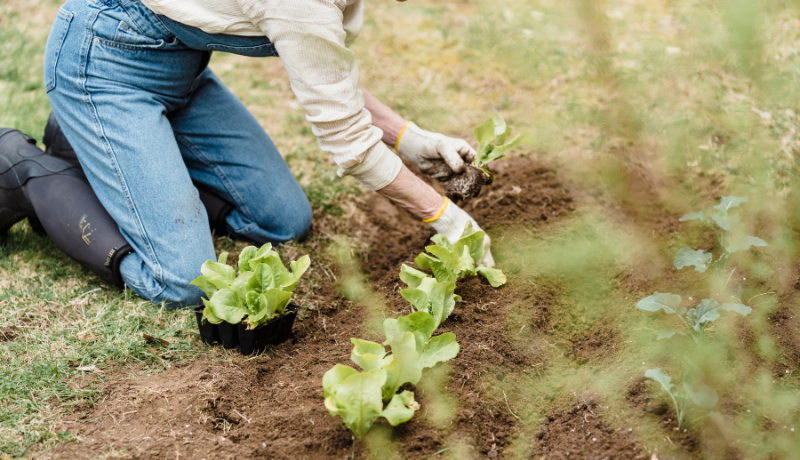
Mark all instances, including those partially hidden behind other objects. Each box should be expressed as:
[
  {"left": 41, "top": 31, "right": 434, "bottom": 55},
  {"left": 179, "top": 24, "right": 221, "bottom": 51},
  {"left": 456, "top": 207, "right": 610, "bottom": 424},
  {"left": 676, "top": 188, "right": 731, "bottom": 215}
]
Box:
[
  {"left": 396, "top": 123, "right": 477, "bottom": 179},
  {"left": 427, "top": 199, "right": 495, "bottom": 267}
]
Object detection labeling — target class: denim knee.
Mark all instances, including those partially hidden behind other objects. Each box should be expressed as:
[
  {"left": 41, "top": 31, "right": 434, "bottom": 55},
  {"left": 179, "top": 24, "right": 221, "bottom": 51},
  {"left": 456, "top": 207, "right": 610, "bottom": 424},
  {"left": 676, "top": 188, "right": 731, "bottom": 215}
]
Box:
[
  {"left": 120, "top": 247, "right": 212, "bottom": 309},
  {"left": 255, "top": 194, "right": 312, "bottom": 243}
]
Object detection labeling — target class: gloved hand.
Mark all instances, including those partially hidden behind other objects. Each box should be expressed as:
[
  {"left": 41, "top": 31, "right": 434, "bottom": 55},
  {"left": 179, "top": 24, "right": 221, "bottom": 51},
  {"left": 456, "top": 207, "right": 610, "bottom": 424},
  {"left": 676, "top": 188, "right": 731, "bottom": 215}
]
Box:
[
  {"left": 396, "top": 123, "right": 477, "bottom": 179},
  {"left": 427, "top": 198, "right": 494, "bottom": 267}
]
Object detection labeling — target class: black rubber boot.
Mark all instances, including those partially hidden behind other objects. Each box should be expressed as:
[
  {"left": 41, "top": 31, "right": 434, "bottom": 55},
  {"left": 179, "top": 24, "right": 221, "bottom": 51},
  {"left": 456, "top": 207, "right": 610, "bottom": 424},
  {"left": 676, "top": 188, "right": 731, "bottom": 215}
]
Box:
[
  {"left": 44, "top": 112, "right": 235, "bottom": 237},
  {"left": 24, "top": 175, "right": 132, "bottom": 288},
  {"left": 0, "top": 128, "right": 82, "bottom": 245},
  {"left": 196, "top": 185, "right": 234, "bottom": 237},
  {"left": 0, "top": 127, "right": 131, "bottom": 288},
  {"left": 43, "top": 112, "right": 81, "bottom": 168}
]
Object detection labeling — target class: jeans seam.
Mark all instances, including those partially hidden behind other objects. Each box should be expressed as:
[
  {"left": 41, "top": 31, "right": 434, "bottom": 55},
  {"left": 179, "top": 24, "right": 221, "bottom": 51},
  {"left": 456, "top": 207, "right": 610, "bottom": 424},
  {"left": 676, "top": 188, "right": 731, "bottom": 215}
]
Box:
[
  {"left": 175, "top": 133, "right": 256, "bottom": 223},
  {"left": 78, "top": 5, "right": 165, "bottom": 297}
]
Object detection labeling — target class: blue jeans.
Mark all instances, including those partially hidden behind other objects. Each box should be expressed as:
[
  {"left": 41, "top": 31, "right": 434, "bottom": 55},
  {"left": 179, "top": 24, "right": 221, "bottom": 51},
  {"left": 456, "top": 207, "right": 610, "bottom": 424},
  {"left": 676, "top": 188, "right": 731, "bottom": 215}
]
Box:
[{"left": 44, "top": 0, "right": 312, "bottom": 306}]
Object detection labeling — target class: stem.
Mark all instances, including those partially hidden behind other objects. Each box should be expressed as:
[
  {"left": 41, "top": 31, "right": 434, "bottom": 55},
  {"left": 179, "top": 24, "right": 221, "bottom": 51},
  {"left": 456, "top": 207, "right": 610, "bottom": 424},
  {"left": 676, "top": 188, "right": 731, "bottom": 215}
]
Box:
[
  {"left": 667, "top": 391, "right": 682, "bottom": 428},
  {"left": 720, "top": 267, "right": 736, "bottom": 295},
  {"left": 676, "top": 315, "right": 700, "bottom": 346}
]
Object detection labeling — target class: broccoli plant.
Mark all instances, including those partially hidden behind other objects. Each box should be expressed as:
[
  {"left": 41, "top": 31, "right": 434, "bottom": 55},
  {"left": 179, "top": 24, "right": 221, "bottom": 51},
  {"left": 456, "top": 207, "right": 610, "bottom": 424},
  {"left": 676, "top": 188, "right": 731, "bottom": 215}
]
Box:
[
  {"left": 644, "top": 362, "right": 718, "bottom": 428},
  {"left": 636, "top": 293, "right": 751, "bottom": 345},
  {"left": 433, "top": 114, "right": 533, "bottom": 202},
  {"left": 403, "top": 222, "right": 507, "bottom": 288},
  {"left": 191, "top": 243, "right": 310, "bottom": 329},
  {"left": 636, "top": 196, "right": 765, "bottom": 343},
  {"left": 674, "top": 195, "right": 767, "bottom": 287}
]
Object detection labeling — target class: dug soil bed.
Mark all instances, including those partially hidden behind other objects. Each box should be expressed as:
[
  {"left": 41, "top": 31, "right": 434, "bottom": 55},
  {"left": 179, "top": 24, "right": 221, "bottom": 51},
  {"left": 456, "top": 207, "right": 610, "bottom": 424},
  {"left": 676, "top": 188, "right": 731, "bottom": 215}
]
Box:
[
  {"left": 532, "top": 398, "right": 642, "bottom": 460},
  {"left": 49, "top": 156, "right": 576, "bottom": 459}
]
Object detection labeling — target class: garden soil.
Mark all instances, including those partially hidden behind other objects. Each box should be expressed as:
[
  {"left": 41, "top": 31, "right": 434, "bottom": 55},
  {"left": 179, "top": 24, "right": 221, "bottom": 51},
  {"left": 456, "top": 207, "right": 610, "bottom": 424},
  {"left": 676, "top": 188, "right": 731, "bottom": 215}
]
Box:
[{"left": 46, "top": 157, "right": 661, "bottom": 460}]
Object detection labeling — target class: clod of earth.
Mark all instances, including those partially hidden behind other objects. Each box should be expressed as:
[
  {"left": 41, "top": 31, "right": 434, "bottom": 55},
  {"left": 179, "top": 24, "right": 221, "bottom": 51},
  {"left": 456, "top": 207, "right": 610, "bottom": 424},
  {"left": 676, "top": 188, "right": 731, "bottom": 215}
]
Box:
[{"left": 440, "top": 164, "right": 492, "bottom": 203}]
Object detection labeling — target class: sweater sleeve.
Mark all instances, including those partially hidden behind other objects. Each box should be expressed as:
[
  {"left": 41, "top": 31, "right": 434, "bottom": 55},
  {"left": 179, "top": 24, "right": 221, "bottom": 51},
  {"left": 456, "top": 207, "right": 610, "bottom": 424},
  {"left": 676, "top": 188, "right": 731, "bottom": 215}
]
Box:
[{"left": 235, "top": 0, "right": 401, "bottom": 190}]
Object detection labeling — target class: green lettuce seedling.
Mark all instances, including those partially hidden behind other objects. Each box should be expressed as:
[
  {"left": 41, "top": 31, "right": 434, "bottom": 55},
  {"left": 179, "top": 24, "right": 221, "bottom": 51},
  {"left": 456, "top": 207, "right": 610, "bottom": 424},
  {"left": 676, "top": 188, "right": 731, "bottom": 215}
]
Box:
[
  {"left": 410, "top": 222, "right": 507, "bottom": 288},
  {"left": 636, "top": 293, "right": 751, "bottom": 345},
  {"left": 191, "top": 243, "right": 310, "bottom": 329},
  {"left": 323, "top": 308, "right": 462, "bottom": 437},
  {"left": 383, "top": 311, "right": 461, "bottom": 369},
  {"left": 644, "top": 361, "right": 718, "bottom": 428},
  {"left": 323, "top": 364, "right": 419, "bottom": 438},
  {"left": 472, "top": 114, "right": 535, "bottom": 179},
  {"left": 323, "top": 329, "right": 428, "bottom": 436}
]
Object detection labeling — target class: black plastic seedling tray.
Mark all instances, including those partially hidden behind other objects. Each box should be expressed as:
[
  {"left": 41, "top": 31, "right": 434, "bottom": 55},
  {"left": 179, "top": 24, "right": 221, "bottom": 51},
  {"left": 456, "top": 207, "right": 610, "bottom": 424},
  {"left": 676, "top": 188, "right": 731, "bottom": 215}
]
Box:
[{"left": 193, "top": 303, "right": 302, "bottom": 355}]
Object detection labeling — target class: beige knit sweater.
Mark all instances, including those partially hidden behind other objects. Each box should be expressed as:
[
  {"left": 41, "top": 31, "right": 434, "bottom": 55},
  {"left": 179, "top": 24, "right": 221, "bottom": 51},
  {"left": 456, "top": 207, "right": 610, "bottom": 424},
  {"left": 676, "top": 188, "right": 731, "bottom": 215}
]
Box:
[{"left": 142, "top": 0, "right": 401, "bottom": 190}]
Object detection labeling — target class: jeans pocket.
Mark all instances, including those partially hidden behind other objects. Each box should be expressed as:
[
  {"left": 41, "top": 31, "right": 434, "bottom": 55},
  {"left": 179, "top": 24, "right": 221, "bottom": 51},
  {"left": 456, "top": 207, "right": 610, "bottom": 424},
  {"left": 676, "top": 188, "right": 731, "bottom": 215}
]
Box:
[
  {"left": 44, "top": 8, "right": 73, "bottom": 93},
  {"left": 93, "top": 7, "right": 177, "bottom": 51},
  {"left": 112, "top": 21, "right": 162, "bottom": 47}
]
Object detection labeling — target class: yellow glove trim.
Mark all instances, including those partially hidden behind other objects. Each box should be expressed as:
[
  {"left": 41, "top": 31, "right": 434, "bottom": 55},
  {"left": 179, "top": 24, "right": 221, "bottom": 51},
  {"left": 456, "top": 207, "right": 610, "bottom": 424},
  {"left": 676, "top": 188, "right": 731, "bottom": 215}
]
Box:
[
  {"left": 394, "top": 121, "right": 412, "bottom": 151},
  {"left": 423, "top": 197, "right": 450, "bottom": 223}
]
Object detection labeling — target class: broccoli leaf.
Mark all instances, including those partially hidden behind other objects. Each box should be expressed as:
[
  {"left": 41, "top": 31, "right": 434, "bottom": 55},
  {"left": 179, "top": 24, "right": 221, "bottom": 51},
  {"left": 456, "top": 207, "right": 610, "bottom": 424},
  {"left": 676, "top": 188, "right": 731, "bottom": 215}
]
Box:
[
  {"left": 657, "top": 328, "right": 682, "bottom": 340},
  {"left": 636, "top": 292, "right": 682, "bottom": 314},
  {"left": 683, "top": 362, "right": 718, "bottom": 409},
  {"left": 679, "top": 212, "right": 707, "bottom": 222},
  {"left": 324, "top": 372, "right": 383, "bottom": 438},
  {"left": 419, "top": 333, "right": 460, "bottom": 368},
  {"left": 713, "top": 196, "right": 749, "bottom": 213},
  {"left": 477, "top": 266, "right": 507, "bottom": 287},
  {"left": 673, "top": 247, "right": 713, "bottom": 272},
  {"left": 710, "top": 212, "right": 740, "bottom": 231},
  {"left": 644, "top": 368, "right": 673, "bottom": 393},
  {"left": 720, "top": 302, "right": 752, "bottom": 316},
  {"left": 687, "top": 299, "right": 721, "bottom": 331},
  {"left": 380, "top": 391, "right": 418, "bottom": 426},
  {"left": 725, "top": 235, "right": 768, "bottom": 254}
]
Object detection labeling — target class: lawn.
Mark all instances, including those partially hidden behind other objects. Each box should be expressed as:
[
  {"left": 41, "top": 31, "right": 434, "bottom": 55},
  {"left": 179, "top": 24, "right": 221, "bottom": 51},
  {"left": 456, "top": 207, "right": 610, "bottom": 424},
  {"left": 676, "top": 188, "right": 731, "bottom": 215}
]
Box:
[{"left": 1, "top": 0, "right": 800, "bottom": 458}]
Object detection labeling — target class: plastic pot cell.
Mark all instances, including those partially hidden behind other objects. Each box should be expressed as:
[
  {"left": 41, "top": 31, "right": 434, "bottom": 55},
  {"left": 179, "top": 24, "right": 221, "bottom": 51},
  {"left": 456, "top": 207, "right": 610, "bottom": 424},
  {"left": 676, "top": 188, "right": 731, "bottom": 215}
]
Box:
[
  {"left": 238, "top": 303, "right": 302, "bottom": 355},
  {"left": 193, "top": 303, "right": 302, "bottom": 355},
  {"left": 193, "top": 306, "right": 220, "bottom": 345}
]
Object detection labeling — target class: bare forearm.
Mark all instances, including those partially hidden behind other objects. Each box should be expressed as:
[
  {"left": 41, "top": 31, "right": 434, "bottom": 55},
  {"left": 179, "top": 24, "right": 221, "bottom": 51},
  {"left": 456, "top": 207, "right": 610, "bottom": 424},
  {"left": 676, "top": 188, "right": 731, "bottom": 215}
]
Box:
[
  {"left": 362, "top": 86, "right": 407, "bottom": 147},
  {"left": 362, "top": 87, "right": 444, "bottom": 219},
  {"left": 377, "top": 164, "right": 444, "bottom": 220}
]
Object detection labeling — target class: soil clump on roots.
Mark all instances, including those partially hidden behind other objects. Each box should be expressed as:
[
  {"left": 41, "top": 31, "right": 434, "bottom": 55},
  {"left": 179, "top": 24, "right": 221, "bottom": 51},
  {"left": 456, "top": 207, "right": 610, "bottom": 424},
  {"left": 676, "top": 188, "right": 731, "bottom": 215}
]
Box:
[{"left": 49, "top": 156, "right": 586, "bottom": 459}]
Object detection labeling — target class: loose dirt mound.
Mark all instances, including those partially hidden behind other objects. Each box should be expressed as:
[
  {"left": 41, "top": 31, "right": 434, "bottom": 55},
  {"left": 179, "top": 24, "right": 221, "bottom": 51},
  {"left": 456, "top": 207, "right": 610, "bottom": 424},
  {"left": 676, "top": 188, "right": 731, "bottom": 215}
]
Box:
[
  {"left": 49, "top": 156, "right": 582, "bottom": 459},
  {"left": 533, "top": 398, "right": 642, "bottom": 459}
]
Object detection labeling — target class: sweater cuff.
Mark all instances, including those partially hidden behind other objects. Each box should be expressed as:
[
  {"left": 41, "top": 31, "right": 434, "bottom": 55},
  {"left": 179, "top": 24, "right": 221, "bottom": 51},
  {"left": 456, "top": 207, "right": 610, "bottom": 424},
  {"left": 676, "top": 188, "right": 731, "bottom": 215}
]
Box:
[{"left": 339, "top": 143, "right": 403, "bottom": 191}]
